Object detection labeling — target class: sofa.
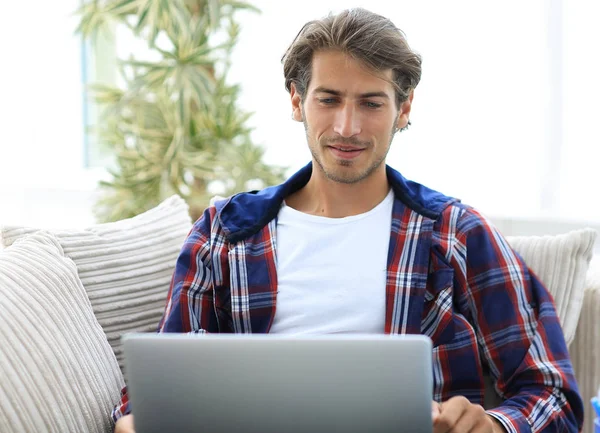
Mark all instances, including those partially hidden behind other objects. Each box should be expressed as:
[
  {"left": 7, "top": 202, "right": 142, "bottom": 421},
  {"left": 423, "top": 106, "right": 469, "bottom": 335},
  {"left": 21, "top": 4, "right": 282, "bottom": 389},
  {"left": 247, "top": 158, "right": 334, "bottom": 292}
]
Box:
[{"left": 0, "top": 195, "right": 598, "bottom": 432}]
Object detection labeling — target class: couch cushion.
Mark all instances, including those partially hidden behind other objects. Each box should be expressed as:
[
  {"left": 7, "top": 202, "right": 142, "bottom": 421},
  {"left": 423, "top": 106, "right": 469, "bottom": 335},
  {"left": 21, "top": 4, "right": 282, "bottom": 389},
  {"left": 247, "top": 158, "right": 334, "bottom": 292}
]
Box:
[
  {"left": 0, "top": 232, "right": 124, "bottom": 432},
  {"left": 0, "top": 195, "right": 192, "bottom": 370},
  {"left": 569, "top": 258, "right": 600, "bottom": 433},
  {"left": 507, "top": 228, "right": 597, "bottom": 346}
]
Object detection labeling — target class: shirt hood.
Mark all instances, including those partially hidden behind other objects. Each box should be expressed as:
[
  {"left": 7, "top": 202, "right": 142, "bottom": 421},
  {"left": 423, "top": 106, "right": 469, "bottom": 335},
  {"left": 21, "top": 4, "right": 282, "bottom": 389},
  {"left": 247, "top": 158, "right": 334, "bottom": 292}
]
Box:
[{"left": 214, "top": 162, "right": 458, "bottom": 243}]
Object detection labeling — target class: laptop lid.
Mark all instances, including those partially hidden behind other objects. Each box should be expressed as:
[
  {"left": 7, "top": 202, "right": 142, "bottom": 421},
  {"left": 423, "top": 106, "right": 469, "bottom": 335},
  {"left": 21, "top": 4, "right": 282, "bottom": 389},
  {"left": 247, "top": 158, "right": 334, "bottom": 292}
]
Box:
[{"left": 123, "top": 333, "right": 433, "bottom": 433}]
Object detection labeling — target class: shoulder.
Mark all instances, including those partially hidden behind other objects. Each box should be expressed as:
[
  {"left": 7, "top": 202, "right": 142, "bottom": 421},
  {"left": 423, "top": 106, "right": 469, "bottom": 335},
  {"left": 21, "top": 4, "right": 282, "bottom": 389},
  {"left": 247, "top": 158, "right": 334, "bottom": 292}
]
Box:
[
  {"left": 184, "top": 205, "right": 228, "bottom": 254},
  {"left": 190, "top": 205, "right": 219, "bottom": 237},
  {"left": 435, "top": 202, "right": 495, "bottom": 236},
  {"left": 431, "top": 201, "right": 507, "bottom": 264}
]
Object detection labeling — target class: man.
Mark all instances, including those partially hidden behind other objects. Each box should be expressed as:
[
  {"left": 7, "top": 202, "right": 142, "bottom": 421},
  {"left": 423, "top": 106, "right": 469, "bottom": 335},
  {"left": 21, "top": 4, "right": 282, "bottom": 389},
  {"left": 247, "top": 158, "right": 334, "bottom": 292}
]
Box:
[{"left": 113, "top": 8, "right": 583, "bottom": 433}]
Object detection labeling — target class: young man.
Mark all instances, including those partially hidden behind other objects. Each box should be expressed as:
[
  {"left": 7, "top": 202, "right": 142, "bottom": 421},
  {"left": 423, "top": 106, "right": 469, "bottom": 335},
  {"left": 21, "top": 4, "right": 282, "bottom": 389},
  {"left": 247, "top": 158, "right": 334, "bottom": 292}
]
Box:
[{"left": 114, "top": 8, "right": 583, "bottom": 433}]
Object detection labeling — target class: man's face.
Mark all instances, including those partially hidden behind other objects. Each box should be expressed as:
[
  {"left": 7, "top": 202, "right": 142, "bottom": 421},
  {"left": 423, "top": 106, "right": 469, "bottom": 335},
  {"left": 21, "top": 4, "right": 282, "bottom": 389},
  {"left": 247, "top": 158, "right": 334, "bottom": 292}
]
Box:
[{"left": 291, "top": 50, "right": 412, "bottom": 184}]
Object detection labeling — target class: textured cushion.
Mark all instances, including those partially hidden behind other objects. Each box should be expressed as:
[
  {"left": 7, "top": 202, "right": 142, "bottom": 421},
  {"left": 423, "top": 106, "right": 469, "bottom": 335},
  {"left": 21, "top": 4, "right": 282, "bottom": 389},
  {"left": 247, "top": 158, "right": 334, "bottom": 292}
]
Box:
[
  {"left": 506, "top": 228, "right": 597, "bottom": 346},
  {"left": 570, "top": 260, "right": 600, "bottom": 433},
  {"left": 0, "top": 232, "right": 124, "bottom": 432},
  {"left": 0, "top": 195, "right": 192, "bottom": 370}
]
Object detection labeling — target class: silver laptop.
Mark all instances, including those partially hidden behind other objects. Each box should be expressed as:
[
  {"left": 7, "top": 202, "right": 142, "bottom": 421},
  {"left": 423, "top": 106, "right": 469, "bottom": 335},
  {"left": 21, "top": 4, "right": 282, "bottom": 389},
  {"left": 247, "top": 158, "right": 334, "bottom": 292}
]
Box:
[{"left": 122, "top": 333, "right": 433, "bottom": 433}]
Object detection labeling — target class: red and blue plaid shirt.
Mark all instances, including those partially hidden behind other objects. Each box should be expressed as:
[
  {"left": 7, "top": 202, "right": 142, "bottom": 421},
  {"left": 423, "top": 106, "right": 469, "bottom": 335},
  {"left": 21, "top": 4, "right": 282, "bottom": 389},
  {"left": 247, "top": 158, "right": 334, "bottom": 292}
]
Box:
[{"left": 113, "top": 163, "right": 583, "bottom": 432}]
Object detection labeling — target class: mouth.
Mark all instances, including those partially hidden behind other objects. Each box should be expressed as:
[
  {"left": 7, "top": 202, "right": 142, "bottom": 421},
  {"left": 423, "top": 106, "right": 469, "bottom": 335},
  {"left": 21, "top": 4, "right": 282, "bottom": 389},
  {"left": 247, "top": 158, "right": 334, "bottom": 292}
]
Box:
[{"left": 327, "top": 145, "right": 365, "bottom": 160}]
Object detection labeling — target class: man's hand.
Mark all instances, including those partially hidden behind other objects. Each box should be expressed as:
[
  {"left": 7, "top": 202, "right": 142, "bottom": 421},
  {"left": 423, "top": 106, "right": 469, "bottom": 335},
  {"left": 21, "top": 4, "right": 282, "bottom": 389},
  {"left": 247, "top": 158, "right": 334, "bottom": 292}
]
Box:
[
  {"left": 432, "top": 397, "right": 505, "bottom": 433},
  {"left": 114, "top": 414, "right": 135, "bottom": 433}
]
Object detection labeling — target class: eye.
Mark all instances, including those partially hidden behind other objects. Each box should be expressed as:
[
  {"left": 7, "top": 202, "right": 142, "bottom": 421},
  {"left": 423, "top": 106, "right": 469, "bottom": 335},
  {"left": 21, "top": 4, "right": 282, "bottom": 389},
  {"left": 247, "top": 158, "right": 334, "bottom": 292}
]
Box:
[
  {"left": 363, "top": 101, "right": 383, "bottom": 109},
  {"left": 318, "top": 98, "right": 338, "bottom": 105}
]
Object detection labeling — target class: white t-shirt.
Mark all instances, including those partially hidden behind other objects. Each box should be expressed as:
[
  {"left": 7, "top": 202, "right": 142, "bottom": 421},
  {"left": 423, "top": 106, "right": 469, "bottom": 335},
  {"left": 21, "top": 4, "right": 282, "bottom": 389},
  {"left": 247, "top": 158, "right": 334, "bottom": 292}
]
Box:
[{"left": 269, "top": 189, "right": 394, "bottom": 334}]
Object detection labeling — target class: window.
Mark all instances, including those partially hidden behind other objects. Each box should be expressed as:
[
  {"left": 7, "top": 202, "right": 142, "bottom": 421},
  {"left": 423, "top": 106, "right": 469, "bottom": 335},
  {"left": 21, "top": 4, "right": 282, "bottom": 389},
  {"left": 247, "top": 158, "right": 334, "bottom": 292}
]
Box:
[
  {"left": 82, "top": 23, "right": 117, "bottom": 168},
  {"left": 0, "top": 0, "right": 97, "bottom": 227}
]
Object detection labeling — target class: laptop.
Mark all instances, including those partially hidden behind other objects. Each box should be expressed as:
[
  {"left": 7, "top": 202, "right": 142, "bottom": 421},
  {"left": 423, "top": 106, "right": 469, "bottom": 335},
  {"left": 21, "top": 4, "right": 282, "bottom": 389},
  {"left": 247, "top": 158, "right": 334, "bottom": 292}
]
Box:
[{"left": 122, "top": 333, "right": 433, "bottom": 433}]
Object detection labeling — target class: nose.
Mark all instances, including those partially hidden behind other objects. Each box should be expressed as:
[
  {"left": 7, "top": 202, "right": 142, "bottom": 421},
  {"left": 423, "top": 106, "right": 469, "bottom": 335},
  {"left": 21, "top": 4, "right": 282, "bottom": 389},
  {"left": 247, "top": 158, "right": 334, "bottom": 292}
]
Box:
[{"left": 333, "top": 104, "right": 361, "bottom": 137}]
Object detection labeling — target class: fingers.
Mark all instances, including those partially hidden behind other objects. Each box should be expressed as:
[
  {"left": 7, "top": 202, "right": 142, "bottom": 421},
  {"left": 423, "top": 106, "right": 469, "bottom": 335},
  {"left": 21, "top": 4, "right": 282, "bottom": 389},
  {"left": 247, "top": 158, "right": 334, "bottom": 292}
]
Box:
[
  {"left": 114, "top": 414, "right": 135, "bottom": 433},
  {"left": 448, "top": 404, "right": 487, "bottom": 433},
  {"left": 432, "top": 401, "right": 442, "bottom": 420},
  {"left": 433, "top": 397, "right": 493, "bottom": 433},
  {"left": 433, "top": 396, "right": 469, "bottom": 433}
]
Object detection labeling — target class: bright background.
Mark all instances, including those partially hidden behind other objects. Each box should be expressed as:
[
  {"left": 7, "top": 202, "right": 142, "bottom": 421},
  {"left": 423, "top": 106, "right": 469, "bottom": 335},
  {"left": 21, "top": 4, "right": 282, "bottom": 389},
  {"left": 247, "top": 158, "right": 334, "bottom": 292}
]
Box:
[{"left": 1, "top": 1, "right": 598, "bottom": 244}]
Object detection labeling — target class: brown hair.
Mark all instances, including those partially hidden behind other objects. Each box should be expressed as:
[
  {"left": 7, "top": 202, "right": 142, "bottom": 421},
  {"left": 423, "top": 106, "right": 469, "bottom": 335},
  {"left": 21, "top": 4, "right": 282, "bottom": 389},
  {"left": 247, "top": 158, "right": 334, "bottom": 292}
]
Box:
[{"left": 282, "top": 8, "right": 422, "bottom": 108}]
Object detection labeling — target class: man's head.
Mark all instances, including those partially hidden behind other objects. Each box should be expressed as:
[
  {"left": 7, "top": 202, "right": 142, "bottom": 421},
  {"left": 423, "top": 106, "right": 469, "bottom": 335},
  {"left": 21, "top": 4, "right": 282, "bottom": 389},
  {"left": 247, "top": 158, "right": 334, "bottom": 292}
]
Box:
[
  {"left": 282, "top": 8, "right": 421, "bottom": 111},
  {"left": 282, "top": 8, "right": 422, "bottom": 185}
]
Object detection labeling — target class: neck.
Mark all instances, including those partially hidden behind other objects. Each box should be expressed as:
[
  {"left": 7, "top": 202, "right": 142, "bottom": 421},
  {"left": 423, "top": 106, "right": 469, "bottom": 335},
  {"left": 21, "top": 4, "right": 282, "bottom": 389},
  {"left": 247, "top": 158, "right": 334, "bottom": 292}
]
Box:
[{"left": 286, "top": 164, "right": 390, "bottom": 218}]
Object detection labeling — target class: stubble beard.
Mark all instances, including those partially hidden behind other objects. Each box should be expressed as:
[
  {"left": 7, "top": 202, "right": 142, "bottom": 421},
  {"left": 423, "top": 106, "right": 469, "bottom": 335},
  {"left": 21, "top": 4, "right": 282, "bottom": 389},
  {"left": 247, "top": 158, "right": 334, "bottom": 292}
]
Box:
[{"left": 302, "top": 111, "right": 399, "bottom": 185}]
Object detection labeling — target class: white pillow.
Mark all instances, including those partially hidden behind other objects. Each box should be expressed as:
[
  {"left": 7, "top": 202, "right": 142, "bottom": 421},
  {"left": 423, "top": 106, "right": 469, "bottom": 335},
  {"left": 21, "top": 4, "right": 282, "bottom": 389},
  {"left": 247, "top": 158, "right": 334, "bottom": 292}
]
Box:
[
  {"left": 507, "top": 228, "right": 597, "bottom": 346},
  {"left": 0, "top": 195, "right": 192, "bottom": 370},
  {"left": 0, "top": 232, "right": 124, "bottom": 432},
  {"left": 569, "top": 260, "right": 600, "bottom": 433}
]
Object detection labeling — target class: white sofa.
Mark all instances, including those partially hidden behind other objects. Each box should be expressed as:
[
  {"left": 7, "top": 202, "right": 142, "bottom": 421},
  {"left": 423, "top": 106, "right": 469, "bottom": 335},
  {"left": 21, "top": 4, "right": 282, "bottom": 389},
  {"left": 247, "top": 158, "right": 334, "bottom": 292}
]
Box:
[{"left": 0, "top": 195, "right": 598, "bottom": 432}]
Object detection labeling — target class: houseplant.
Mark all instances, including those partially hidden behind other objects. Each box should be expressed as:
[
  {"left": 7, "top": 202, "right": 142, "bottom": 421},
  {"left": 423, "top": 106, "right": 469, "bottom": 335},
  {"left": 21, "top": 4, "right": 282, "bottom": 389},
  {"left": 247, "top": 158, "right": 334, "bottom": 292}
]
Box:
[{"left": 77, "top": 0, "right": 286, "bottom": 221}]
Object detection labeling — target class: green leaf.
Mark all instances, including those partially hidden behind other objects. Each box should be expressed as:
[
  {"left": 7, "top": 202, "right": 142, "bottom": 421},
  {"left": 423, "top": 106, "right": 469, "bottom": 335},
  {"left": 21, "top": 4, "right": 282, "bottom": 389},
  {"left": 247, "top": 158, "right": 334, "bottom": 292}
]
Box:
[
  {"left": 75, "top": 0, "right": 284, "bottom": 222},
  {"left": 106, "top": 0, "right": 140, "bottom": 16},
  {"left": 223, "top": 0, "right": 261, "bottom": 12}
]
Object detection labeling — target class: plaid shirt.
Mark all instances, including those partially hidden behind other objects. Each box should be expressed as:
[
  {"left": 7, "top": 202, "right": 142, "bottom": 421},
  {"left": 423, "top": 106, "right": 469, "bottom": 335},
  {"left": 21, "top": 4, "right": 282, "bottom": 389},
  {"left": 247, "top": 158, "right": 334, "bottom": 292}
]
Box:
[{"left": 112, "top": 163, "right": 583, "bottom": 432}]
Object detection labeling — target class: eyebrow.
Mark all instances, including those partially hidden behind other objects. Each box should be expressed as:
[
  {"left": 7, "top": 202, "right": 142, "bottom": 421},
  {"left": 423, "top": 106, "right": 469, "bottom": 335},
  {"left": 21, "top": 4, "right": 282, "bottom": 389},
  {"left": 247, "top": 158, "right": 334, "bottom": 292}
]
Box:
[{"left": 313, "top": 86, "right": 389, "bottom": 99}]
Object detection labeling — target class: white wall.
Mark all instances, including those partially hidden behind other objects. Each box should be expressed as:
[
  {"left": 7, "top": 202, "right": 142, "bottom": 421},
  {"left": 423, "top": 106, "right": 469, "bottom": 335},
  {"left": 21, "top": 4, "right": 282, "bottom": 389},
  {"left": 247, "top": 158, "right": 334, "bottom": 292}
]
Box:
[
  {"left": 228, "top": 0, "right": 600, "bottom": 225},
  {"left": 560, "top": 2, "right": 600, "bottom": 223}
]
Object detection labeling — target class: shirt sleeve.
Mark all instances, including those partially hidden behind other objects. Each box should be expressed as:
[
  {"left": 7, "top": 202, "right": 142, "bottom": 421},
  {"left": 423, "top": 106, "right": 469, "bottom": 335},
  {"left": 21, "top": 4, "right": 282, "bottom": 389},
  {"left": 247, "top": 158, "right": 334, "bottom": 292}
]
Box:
[
  {"left": 452, "top": 206, "right": 584, "bottom": 433},
  {"left": 111, "top": 386, "right": 131, "bottom": 423},
  {"left": 111, "top": 207, "right": 220, "bottom": 423}
]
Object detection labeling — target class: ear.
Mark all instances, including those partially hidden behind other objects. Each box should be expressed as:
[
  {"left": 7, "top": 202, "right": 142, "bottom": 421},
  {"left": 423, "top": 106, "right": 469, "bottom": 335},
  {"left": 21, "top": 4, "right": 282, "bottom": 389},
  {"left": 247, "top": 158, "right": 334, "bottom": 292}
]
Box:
[
  {"left": 290, "top": 82, "right": 303, "bottom": 122},
  {"left": 396, "top": 91, "right": 414, "bottom": 130}
]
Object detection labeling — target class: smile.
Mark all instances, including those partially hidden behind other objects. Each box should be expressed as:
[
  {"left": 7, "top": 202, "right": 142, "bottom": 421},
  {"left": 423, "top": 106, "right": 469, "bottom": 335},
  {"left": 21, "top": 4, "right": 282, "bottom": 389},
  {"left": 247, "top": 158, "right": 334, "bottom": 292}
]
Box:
[
  {"left": 328, "top": 146, "right": 365, "bottom": 159},
  {"left": 333, "top": 147, "right": 361, "bottom": 152}
]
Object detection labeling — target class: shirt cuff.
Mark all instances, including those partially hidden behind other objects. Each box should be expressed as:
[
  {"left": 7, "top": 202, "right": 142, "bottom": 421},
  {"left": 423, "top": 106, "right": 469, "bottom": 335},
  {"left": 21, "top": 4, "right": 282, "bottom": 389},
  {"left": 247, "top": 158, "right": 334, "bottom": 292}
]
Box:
[{"left": 487, "top": 407, "right": 531, "bottom": 433}]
